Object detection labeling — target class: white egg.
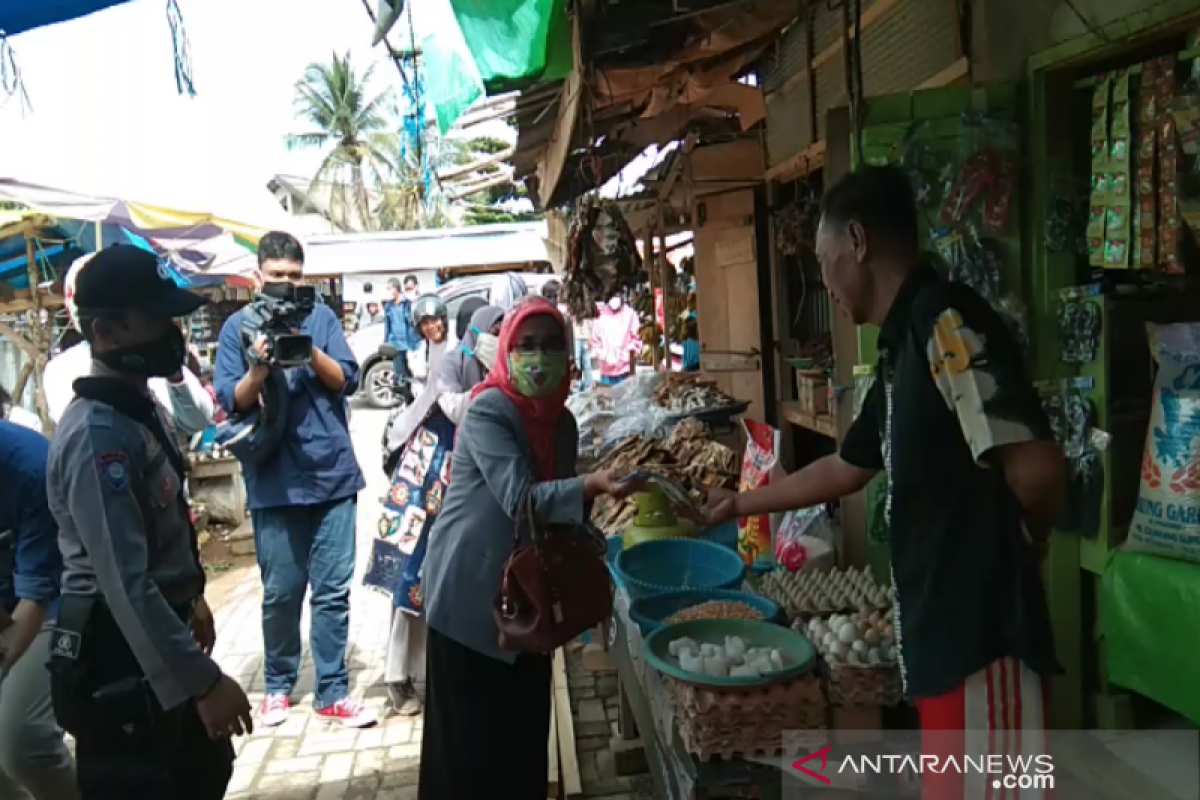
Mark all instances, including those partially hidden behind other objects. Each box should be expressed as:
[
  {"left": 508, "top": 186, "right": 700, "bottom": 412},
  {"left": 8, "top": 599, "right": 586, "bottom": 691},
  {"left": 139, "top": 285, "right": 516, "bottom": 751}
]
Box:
[
  {"left": 866, "top": 648, "right": 881, "bottom": 665},
  {"left": 847, "top": 650, "right": 863, "bottom": 666},
  {"left": 851, "top": 639, "right": 868, "bottom": 655},
  {"left": 829, "top": 641, "right": 848, "bottom": 659},
  {"left": 837, "top": 623, "right": 858, "bottom": 644}
]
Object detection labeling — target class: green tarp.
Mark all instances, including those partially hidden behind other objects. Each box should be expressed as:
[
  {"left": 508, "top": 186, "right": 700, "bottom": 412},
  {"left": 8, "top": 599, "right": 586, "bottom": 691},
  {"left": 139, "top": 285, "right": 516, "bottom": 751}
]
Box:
[
  {"left": 449, "top": 0, "right": 572, "bottom": 92},
  {"left": 1101, "top": 549, "right": 1200, "bottom": 725},
  {"left": 420, "top": 0, "right": 572, "bottom": 134},
  {"left": 417, "top": 0, "right": 485, "bottom": 135}
]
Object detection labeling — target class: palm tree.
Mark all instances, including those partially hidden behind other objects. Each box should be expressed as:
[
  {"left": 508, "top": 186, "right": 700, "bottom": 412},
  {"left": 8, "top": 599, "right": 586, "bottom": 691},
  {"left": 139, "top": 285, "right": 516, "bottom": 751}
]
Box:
[{"left": 286, "top": 52, "right": 399, "bottom": 232}]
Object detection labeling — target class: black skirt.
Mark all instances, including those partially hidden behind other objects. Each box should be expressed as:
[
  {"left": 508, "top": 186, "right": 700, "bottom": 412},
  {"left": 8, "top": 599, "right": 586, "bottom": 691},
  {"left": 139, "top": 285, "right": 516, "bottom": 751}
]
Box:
[{"left": 419, "top": 627, "right": 552, "bottom": 800}]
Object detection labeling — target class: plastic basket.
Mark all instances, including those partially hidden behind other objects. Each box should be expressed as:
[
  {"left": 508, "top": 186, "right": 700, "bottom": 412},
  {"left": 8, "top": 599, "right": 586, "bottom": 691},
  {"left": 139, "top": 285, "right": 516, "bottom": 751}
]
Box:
[
  {"left": 628, "top": 589, "right": 781, "bottom": 636},
  {"left": 614, "top": 538, "right": 745, "bottom": 601}
]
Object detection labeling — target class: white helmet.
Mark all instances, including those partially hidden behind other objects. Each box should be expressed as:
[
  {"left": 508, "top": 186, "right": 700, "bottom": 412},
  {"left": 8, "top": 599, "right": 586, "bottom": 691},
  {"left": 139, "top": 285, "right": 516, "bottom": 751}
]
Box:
[{"left": 63, "top": 253, "right": 97, "bottom": 334}]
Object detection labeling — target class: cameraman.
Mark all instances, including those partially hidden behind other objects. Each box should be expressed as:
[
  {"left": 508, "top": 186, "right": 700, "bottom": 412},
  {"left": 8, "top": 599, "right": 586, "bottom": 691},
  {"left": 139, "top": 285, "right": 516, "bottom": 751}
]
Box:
[{"left": 212, "top": 232, "right": 374, "bottom": 729}]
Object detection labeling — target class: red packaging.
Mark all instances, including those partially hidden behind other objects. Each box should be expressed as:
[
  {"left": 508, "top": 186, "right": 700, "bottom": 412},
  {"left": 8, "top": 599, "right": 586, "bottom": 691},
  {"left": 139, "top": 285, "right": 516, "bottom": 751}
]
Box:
[{"left": 737, "top": 419, "right": 783, "bottom": 566}]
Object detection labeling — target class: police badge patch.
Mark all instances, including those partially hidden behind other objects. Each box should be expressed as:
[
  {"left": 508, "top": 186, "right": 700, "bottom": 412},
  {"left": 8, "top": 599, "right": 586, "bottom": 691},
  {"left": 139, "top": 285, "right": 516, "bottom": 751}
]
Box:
[{"left": 96, "top": 452, "right": 131, "bottom": 493}]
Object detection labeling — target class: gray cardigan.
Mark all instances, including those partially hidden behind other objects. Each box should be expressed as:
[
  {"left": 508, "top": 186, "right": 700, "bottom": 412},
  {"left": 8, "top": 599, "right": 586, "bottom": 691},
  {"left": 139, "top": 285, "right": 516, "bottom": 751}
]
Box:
[{"left": 422, "top": 387, "right": 586, "bottom": 663}]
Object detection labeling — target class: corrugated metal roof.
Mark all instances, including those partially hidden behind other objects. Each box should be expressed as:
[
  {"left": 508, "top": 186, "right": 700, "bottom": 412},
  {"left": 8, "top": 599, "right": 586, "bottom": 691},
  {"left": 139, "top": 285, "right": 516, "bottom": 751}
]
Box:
[{"left": 302, "top": 221, "right": 552, "bottom": 276}]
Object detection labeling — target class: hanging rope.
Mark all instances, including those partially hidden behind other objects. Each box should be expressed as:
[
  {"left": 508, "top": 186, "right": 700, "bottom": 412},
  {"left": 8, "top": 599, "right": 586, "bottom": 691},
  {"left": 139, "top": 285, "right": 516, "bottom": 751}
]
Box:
[
  {"left": 166, "top": 0, "right": 196, "bottom": 96},
  {"left": 0, "top": 33, "right": 33, "bottom": 114}
]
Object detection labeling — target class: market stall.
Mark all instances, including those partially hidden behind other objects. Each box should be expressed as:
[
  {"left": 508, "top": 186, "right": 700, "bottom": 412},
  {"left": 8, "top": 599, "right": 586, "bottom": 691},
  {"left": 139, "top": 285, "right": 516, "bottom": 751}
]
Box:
[{"left": 1026, "top": 20, "right": 1200, "bottom": 729}]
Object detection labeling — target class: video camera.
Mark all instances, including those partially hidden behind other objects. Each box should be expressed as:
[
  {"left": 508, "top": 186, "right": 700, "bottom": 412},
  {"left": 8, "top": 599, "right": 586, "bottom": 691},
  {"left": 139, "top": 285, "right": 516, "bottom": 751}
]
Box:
[{"left": 242, "top": 284, "right": 318, "bottom": 367}]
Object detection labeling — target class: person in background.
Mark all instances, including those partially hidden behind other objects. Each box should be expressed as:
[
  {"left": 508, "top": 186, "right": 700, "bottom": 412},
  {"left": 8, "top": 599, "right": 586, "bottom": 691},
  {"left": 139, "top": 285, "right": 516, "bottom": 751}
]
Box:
[
  {"left": 419, "top": 298, "right": 643, "bottom": 800},
  {"left": 375, "top": 303, "right": 505, "bottom": 717},
  {"left": 454, "top": 297, "right": 488, "bottom": 341},
  {"left": 540, "top": 280, "right": 590, "bottom": 391},
  {"left": 705, "top": 166, "right": 1062, "bottom": 800},
  {"left": 384, "top": 276, "right": 422, "bottom": 402},
  {"left": 0, "top": 419, "right": 76, "bottom": 800},
  {"left": 590, "top": 292, "right": 641, "bottom": 387},
  {"left": 382, "top": 296, "right": 455, "bottom": 473},
  {"left": 365, "top": 302, "right": 384, "bottom": 325},
  {"left": 213, "top": 232, "right": 374, "bottom": 729},
  {"left": 0, "top": 384, "right": 43, "bottom": 433},
  {"left": 357, "top": 282, "right": 376, "bottom": 329},
  {"left": 45, "top": 254, "right": 214, "bottom": 434},
  {"left": 681, "top": 317, "right": 701, "bottom": 373},
  {"left": 46, "top": 245, "right": 249, "bottom": 799}
]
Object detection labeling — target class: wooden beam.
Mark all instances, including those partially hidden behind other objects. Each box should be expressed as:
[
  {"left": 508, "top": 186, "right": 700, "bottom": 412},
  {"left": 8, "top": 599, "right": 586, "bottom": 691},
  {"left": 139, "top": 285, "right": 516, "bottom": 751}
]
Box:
[
  {"left": 547, "top": 688, "right": 561, "bottom": 799},
  {"left": 0, "top": 320, "right": 37, "bottom": 359},
  {"left": 764, "top": 139, "right": 826, "bottom": 184},
  {"left": 552, "top": 649, "right": 582, "bottom": 799},
  {"left": 436, "top": 147, "right": 516, "bottom": 182},
  {"left": 447, "top": 172, "right": 515, "bottom": 202}
]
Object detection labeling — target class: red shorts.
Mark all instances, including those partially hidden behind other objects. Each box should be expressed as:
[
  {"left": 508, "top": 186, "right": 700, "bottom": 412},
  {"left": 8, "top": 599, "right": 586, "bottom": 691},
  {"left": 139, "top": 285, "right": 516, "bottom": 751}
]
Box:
[{"left": 915, "top": 657, "right": 1052, "bottom": 800}]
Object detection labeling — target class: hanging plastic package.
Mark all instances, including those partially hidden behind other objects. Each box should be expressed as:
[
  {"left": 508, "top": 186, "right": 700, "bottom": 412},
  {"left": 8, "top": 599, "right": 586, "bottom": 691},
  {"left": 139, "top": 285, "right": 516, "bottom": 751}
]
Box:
[
  {"left": 1128, "top": 323, "right": 1200, "bottom": 563},
  {"left": 737, "top": 419, "right": 784, "bottom": 567}
]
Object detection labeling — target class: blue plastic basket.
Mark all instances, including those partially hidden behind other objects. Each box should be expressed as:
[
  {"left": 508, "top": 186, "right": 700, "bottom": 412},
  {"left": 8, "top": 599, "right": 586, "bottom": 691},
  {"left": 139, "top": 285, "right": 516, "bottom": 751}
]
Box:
[
  {"left": 628, "top": 589, "right": 780, "bottom": 636},
  {"left": 613, "top": 538, "right": 746, "bottom": 600}
]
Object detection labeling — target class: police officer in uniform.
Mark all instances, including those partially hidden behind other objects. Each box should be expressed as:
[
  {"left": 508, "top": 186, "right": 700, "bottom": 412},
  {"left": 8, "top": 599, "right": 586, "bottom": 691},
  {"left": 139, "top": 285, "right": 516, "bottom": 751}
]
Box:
[{"left": 45, "top": 246, "right": 252, "bottom": 799}]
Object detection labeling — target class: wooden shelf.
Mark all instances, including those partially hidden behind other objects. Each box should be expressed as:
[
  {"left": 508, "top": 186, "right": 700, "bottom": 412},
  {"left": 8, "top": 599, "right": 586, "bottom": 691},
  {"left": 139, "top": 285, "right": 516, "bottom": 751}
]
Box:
[{"left": 780, "top": 401, "right": 837, "bottom": 438}]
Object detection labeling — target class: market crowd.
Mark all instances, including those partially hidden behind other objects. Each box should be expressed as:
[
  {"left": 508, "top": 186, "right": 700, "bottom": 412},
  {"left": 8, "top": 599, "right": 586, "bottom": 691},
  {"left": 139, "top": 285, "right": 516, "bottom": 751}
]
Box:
[{"left": 0, "top": 165, "right": 1062, "bottom": 800}]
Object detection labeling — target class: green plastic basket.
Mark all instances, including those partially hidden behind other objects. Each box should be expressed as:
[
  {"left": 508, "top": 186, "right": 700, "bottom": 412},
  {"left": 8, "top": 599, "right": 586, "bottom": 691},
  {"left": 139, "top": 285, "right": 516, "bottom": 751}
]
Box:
[{"left": 643, "top": 618, "right": 817, "bottom": 688}]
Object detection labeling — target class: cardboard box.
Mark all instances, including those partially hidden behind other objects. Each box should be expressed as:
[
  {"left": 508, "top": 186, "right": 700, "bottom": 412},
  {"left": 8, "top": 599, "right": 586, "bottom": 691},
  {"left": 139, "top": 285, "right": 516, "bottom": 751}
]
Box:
[{"left": 796, "top": 371, "right": 830, "bottom": 415}]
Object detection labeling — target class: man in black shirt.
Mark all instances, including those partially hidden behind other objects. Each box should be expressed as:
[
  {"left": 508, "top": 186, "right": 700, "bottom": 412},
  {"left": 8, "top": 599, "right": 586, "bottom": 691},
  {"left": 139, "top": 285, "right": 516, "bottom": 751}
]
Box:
[{"left": 708, "top": 165, "right": 1063, "bottom": 799}]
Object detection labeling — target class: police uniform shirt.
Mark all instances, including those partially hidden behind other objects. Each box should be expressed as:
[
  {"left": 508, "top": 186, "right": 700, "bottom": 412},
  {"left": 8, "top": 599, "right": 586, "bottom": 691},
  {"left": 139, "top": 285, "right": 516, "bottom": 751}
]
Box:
[{"left": 46, "top": 384, "right": 220, "bottom": 711}]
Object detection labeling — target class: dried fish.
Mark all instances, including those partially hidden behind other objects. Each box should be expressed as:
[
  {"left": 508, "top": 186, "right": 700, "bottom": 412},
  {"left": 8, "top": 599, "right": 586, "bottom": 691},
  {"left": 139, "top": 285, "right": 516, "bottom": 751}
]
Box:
[
  {"left": 589, "top": 418, "right": 739, "bottom": 536},
  {"left": 562, "top": 196, "right": 642, "bottom": 320},
  {"left": 651, "top": 374, "right": 736, "bottom": 414}
]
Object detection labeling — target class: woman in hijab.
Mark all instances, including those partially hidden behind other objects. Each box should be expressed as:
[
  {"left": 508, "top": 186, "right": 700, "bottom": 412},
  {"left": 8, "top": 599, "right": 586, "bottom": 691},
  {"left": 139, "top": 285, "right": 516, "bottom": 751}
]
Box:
[
  {"left": 368, "top": 304, "right": 505, "bottom": 717},
  {"left": 418, "top": 297, "right": 641, "bottom": 800}
]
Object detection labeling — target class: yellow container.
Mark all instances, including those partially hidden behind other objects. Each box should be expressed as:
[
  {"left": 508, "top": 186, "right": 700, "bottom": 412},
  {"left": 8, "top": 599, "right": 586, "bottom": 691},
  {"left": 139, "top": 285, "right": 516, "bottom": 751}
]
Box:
[{"left": 621, "top": 484, "right": 697, "bottom": 550}]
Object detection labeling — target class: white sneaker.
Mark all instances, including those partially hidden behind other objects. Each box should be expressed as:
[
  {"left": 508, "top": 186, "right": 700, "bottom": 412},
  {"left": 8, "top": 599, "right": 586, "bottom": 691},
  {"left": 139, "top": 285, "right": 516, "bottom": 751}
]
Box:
[{"left": 259, "top": 694, "right": 290, "bottom": 727}]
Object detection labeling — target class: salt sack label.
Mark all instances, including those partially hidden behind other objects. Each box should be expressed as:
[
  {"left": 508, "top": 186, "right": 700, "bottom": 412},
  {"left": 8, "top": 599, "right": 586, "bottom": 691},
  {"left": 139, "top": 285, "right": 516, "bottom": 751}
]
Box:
[
  {"left": 1129, "top": 323, "right": 1200, "bottom": 564},
  {"left": 738, "top": 419, "right": 782, "bottom": 565}
]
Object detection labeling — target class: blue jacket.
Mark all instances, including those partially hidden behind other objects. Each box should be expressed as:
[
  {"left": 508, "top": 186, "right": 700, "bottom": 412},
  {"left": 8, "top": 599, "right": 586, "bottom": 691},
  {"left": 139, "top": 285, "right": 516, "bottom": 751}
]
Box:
[
  {"left": 213, "top": 303, "right": 366, "bottom": 510},
  {"left": 0, "top": 420, "right": 61, "bottom": 617},
  {"left": 384, "top": 298, "right": 421, "bottom": 351}
]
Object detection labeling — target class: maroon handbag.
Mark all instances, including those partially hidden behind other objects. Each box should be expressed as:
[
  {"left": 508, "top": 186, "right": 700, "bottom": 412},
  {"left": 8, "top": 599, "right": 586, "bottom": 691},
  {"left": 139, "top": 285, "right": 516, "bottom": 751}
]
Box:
[{"left": 494, "top": 486, "right": 613, "bottom": 653}]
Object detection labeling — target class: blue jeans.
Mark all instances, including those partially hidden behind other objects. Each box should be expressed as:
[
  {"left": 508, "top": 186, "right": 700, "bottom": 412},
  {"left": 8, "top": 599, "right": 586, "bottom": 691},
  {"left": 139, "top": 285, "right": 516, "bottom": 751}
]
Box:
[
  {"left": 392, "top": 352, "right": 411, "bottom": 387},
  {"left": 573, "top": 338, "right": 592, "bottom": 391},
  {"left": 252, "top": 497, "right": 357, "bottom": 708}
]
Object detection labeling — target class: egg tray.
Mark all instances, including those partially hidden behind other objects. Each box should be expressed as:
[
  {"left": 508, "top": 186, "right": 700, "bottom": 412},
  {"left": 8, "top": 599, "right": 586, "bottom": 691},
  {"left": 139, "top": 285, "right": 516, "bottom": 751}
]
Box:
[
  {"left": 666, "top": 671, "right": 825, "bottom": 714},
  {"left": 820, "top": 659, "right": 904, "bottom": 708},
  {"left": 678, "top": 731, "right": 829, "bottom": 763},
  {"left": 757, "top": 566, "right": 892, "bottom": 621},
  {"left": 666, "top": 674, "right": 827, "bottom": 761}
]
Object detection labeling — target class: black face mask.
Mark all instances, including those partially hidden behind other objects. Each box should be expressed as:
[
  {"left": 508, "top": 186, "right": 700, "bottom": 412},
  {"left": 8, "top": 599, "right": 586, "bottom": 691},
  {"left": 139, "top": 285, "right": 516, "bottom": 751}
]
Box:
[
  {"left": 261, "top": 282, "right": 297, "bottom": 301},
  {"left": 94, "top": 324, "right": 187, "bottom": 378}
]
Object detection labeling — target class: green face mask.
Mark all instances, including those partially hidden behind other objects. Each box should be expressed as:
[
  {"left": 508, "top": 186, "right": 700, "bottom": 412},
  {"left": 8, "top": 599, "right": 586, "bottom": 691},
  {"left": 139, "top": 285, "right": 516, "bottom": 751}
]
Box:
[{"left": 508, "top": 351, "right": 568, "bottom": 398}]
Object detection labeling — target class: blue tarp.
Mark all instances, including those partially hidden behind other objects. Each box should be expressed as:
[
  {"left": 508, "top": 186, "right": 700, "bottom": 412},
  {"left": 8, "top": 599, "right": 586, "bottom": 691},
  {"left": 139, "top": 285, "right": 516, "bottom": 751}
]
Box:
[{"left": 0, "top": 1, "right": 132, "bottom": 37}]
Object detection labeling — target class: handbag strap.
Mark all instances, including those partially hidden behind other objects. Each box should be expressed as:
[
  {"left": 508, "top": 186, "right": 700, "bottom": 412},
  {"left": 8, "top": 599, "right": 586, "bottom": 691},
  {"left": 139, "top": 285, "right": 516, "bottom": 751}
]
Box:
[{"left": 510, "top": 483, "right": 541, "bottom": 552}]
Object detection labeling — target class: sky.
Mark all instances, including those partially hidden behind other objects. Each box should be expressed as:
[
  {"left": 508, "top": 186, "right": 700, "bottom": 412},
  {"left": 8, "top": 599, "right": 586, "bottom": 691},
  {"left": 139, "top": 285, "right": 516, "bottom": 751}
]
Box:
[{"left": 0, "top": 0, "right": 395, "bottom": 228}]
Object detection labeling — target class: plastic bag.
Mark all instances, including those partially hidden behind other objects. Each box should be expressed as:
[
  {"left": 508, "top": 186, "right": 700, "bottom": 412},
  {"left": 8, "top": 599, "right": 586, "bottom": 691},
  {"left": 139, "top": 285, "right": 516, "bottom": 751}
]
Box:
[
  {"left": 1128, "top": 323, "right": 1200, "bottom": 563},
  {"left": 774, "top": 506, "right": 838, "bottom": 573},
  {"left": 599, "top": 372, "right": 671, "bottom": 447},
  {"left": 737, "top": 419, "right": 784, "bottom": 566}
]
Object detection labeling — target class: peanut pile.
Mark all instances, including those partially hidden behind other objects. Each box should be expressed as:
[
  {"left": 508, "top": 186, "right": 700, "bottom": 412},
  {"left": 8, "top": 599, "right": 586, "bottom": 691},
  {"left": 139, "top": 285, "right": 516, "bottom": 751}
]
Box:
[{"left": 666, "top": 600, "right": 764, "bottom": 624}]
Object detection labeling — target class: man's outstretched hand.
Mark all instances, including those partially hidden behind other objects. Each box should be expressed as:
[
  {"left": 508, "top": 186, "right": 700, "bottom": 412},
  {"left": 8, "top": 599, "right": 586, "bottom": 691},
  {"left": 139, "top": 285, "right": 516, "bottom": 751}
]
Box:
[{"left": 704, "top": 488, "right": 739, "bottom": 527}]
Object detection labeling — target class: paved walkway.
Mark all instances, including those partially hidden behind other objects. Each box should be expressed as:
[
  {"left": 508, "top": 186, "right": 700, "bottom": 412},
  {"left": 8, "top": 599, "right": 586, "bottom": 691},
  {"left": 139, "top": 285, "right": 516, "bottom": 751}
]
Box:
[
  {"left": 204, "top": 408, "right": 422, "bottom": 800},
  {"left": 203, "top": 407, "right": 644, "bottom": 800}
]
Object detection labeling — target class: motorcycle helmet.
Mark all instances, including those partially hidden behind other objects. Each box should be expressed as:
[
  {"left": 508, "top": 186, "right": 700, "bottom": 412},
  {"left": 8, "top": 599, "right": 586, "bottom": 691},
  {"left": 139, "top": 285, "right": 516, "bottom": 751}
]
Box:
[{"left": 411, "top": 293, "right": 448, "bottom": 333}]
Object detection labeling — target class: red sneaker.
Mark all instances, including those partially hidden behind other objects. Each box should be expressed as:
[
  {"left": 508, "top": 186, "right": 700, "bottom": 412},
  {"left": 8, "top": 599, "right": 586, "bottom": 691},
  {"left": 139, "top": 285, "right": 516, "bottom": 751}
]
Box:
[
  {"left": 259, "top": 694, "right": 290, "bottom": 727},
  {"left": 316, "top": 697, "right": 378, "bottom": 729}
]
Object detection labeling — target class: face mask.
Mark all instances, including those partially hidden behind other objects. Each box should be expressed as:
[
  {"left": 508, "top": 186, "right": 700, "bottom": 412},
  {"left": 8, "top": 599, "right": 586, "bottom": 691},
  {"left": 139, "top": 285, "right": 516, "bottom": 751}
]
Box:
[
  {"left": 507, "top": 351, "right": 568, "bottom": 398},
  {"left": 405, "top": 290, "right": 418, "bottom": 301},
  {"left": 261, "top": 282, "right": 296, "bottom": 301},
  {"left": 608, "top": 297, "right": 623, "bottom": 311},
  {"left": 475, "top": 332, "right": 499, "bottom": 370},
  {"left": 94, "top": 324, "right": 187, "bottom": 378}
]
